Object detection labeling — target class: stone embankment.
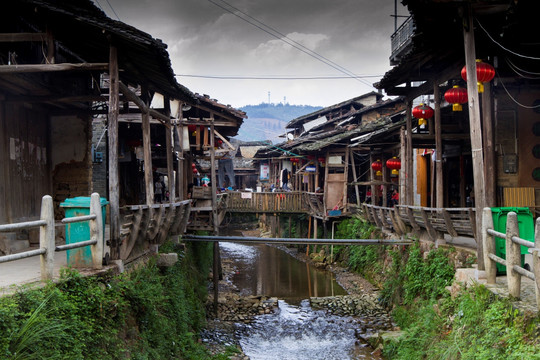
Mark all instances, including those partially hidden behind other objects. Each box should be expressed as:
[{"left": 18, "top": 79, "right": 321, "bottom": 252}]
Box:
[
  {"left": 211, "top": 294, "right": 279, "bottom": 323},
  {"left": 310, "top": 294, "right": 393, "bottom": 330}
]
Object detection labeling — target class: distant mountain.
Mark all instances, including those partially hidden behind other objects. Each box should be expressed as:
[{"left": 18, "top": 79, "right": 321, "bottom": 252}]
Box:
[{"left": 235, "top": 103, "right": 322, "bottom": 143}]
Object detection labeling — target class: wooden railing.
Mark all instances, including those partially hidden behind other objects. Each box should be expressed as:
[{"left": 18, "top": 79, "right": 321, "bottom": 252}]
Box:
[
  {"left": 119, "top": 200, "right": 191, "bottom": 261},
  {"left": 482, "top": 208, "right": 540, "bottom": 307},
  {"left": 363, "top": 204, "right": 476, "bottom": 241},
  {"left": 224, "top": 191, "right": 308, "bottom": 213},
  {"left": 0, "top": 193, "right": 104, "bottom": 281}
]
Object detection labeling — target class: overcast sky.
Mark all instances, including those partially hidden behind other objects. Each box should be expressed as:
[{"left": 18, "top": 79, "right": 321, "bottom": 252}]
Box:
[{"left": 95, "top": 0, "right": 408, "bottom": 108}]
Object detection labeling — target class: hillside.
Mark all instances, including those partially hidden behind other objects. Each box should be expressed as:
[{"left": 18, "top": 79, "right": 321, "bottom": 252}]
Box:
[{"left": 235, "top": 103, "right": 322, "bottom": 143}]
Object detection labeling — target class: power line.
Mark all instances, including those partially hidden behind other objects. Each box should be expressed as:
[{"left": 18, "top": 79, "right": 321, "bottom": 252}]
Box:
[
  {"left": 206, "top": 0, "right": 376, "bottom": 88},
  {"left": 476, "top": 18, "right": 540, "bottom": 61},
  {"left": 176, "top": 74, "right": 383, "bottom": 80},
  {"left": 213, "top": 0, "right": 374, "bottom": 88},
  {"left": 104, "top": 0, "right": 121, "bottom": 21}
]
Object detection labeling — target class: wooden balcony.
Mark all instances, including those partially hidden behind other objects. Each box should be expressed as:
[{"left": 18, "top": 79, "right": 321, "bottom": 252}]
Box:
[
  {"left": 363, "top": 203, "right": 476, "bottom": 242},
  {"left": 224, "top": 191, "right": 308, "bottom": 214}
]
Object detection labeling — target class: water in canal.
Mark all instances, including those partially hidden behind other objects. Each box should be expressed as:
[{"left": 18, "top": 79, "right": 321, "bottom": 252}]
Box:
[{"left": 219, "top": 240, "right": 384, "bottom": 360}]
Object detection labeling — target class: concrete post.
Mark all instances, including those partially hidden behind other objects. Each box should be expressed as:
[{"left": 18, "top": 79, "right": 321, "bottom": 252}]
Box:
[
  {"left": 506, "top": 212, "right": 521, "bottom": 298},
  {"left": 90, "top": 193, "right": 103, "bottom": 270},
  {"left": 482, "top": 208, "right": 496, "bottom": 284},
  {"left": 533, "top": 218, "right": 540, "bottom": 308},
  {"left": 39, "top": 195, "right": 55, "bottom": 281}
]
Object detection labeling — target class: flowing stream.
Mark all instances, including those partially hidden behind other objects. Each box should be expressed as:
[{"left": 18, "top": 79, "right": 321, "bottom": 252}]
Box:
[{"left": 218, "top": 240, "right": 384, "bottom": 360}]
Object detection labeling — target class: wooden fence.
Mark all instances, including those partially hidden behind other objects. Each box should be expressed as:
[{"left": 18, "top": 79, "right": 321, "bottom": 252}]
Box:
[
  {"left": 224, "top": 191, "right": 308, "bottom": 213},
  {"left": 363, "top": 204, "right": 476, "bottom": 241},
  {"left": 0, "top": 193, "right": 104, "bottom": 281},
  {"left": 482, "top": 208, "right": 540, "bottom": 307}
]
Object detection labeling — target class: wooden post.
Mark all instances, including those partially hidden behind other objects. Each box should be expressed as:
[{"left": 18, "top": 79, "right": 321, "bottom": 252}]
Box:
[
  {"left": 482, "top": 207, "right": 496, "bottom": 284},
  {"left": 406, "top": 100, "right": 414, "bottom": 206},
  {"left": 164, "top": 97, "right": 175, "bottom": 202},
  {"left": 213, "top": 240, "right": 219, "bottom": 315},
  {"left": 350, "top": 148, "right": 360, "bottom": 206},
  {"left": 434, "top": 84, "right": 444, "bottom": 208},
  {"left": 39, "top": 195, "right": 55, "bottom": 281},
  {"left": 177, "top": 106, "right": 185, "bottom": 200},
  {"left": 108, "top": 44, "right": 120, "bottom": 259},
  {"left": 141, "top": 86, "right": 154, "bottom": 205},
  {"left": 89, "top": 193, "right": 103, "bottom": 270},
  {"left": 382, "top": 153, "right": 388, "bottom": 207},
  {"left": 463, "top": 5, "right": 486, "bottom": 270},
  {"left": 343, "top": 149, "right": 349, "bottom": 211},
  {"left": 46, "top": 30, "right": 55, "bottom": 64},
  {"left": 482, "top": 82, "right": 495, "bottom": 207},
  {"left": 369, "top": 153, "right": 377, "bottom": 206},
  {"left": 210, "top": 121, "right": 218, "bottom": 234},
  {"left": 323, "top": 152, "right": 330, "bottom": 212},
  {"left": 399, "top": 127, "right": 406, "bottom": 205},
  {"left": 506, "top": 212, "right": 521, "bottom": 298}
]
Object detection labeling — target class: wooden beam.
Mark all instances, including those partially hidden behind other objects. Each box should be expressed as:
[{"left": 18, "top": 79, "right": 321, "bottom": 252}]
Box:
[
  {"left": 118, "top": 81, "right": 171, "bottom": 128},
  {"left": 463, "top": 5, "right": 485, "bottom": 269},
  {"left": 0, "top": 33, "right": 48, "bottom": 42},
  {"left": 193, "top": 103, "right": 244, "bottom": 124},
  {"left": 108, "top": 45, "right": 120, "bottom": 260},
  {"left": 214, "top": 129, "right": 235, "bottom": 150},
  {"left": 181, "top": 119, "right": 237, "bottom": 127},
  {"left": 0, "top": 63, "right": 108, "bottom": 73}
]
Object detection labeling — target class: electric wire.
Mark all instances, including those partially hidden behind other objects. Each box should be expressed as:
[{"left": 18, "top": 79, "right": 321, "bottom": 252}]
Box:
[
  {"left": 497, "top": 75, "right": 540, "bottom": 109},
  {"left": 206, "top": 0, "right": 376, "bottom": 88},
  {"left": 476, "top": 18, "right": 540, "bottom": 61},
  {"left": 176, "top": 74, "right": 382, "bottom": 80},
  {"left": 104, "top": 0, "right": 121, "bottom": 21},
  {"left": 213, "top": 0, "right": 375, "bottom": 88},
  {"left": 505, "top": 57, "right": 540, "bottom": 79},
  {"left": 212, "top": 0, "right": 373, "bottom": 87}
]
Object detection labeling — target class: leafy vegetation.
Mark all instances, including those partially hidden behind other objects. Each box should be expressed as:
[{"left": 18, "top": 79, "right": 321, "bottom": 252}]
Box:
[
  {"left": 384, "top": 286, "right": 540, "bottom": 359},
  {"left": 328, "top": 215, "right": 540, "bottom": 359},
  {"left": 0, "top": 241, "right": 224, "bottom": 360}
]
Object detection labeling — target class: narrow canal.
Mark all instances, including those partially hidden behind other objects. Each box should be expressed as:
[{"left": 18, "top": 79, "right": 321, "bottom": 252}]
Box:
[{"left": 211, "top": 234, "right": 389, "bottom": 360}]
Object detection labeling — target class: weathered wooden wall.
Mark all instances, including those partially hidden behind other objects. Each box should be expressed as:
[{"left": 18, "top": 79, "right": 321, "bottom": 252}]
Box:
[
  {"left": 51, "top": 115, "right": 92, "bottom": 219},
  {"left": 0, "top": 102, "right": 51, "bottom": 224}
]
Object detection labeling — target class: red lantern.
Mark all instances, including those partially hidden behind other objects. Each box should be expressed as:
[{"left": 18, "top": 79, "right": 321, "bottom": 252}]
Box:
[
  {"left": 461, "top": 59, "right": 495, "bottom": 93},
  {"left": 317, "top": 157, "right": 325, "bottom": 163},
  {"left": 187, "top": 124, "right": 196, "bottom": 132},
  {"left": 371, "top": 159, "right": 383, "bottom": 172},
  {"left": 444, "top": 85, "right": 468, "bottom": 111},
  {"left": 412, "top": 104, "right": 434, "bottom": 129},
  {"left": 386, "top": 157, "right": 401, "bottom": 170},
  {"left": 191, "top": 163, "right": 196, "bottom": 168}
]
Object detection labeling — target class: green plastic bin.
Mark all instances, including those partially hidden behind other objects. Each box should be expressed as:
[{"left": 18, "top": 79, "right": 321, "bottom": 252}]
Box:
[
  {"left": 60, "top": 196, "right": 108, "bottom": 267},
  {"left": 491, "top": 207, "right": 534, "bottom": 274}
]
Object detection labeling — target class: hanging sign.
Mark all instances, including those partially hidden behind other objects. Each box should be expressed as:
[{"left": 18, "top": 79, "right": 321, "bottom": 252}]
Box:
[{"left": 305, "top": 165, "right": 316, "bottom": 172}]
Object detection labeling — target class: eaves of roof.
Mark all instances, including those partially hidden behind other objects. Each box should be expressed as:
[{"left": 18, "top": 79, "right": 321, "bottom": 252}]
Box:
[{"left": 22, "top": 0, "right": 196, "bottom": 102}]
